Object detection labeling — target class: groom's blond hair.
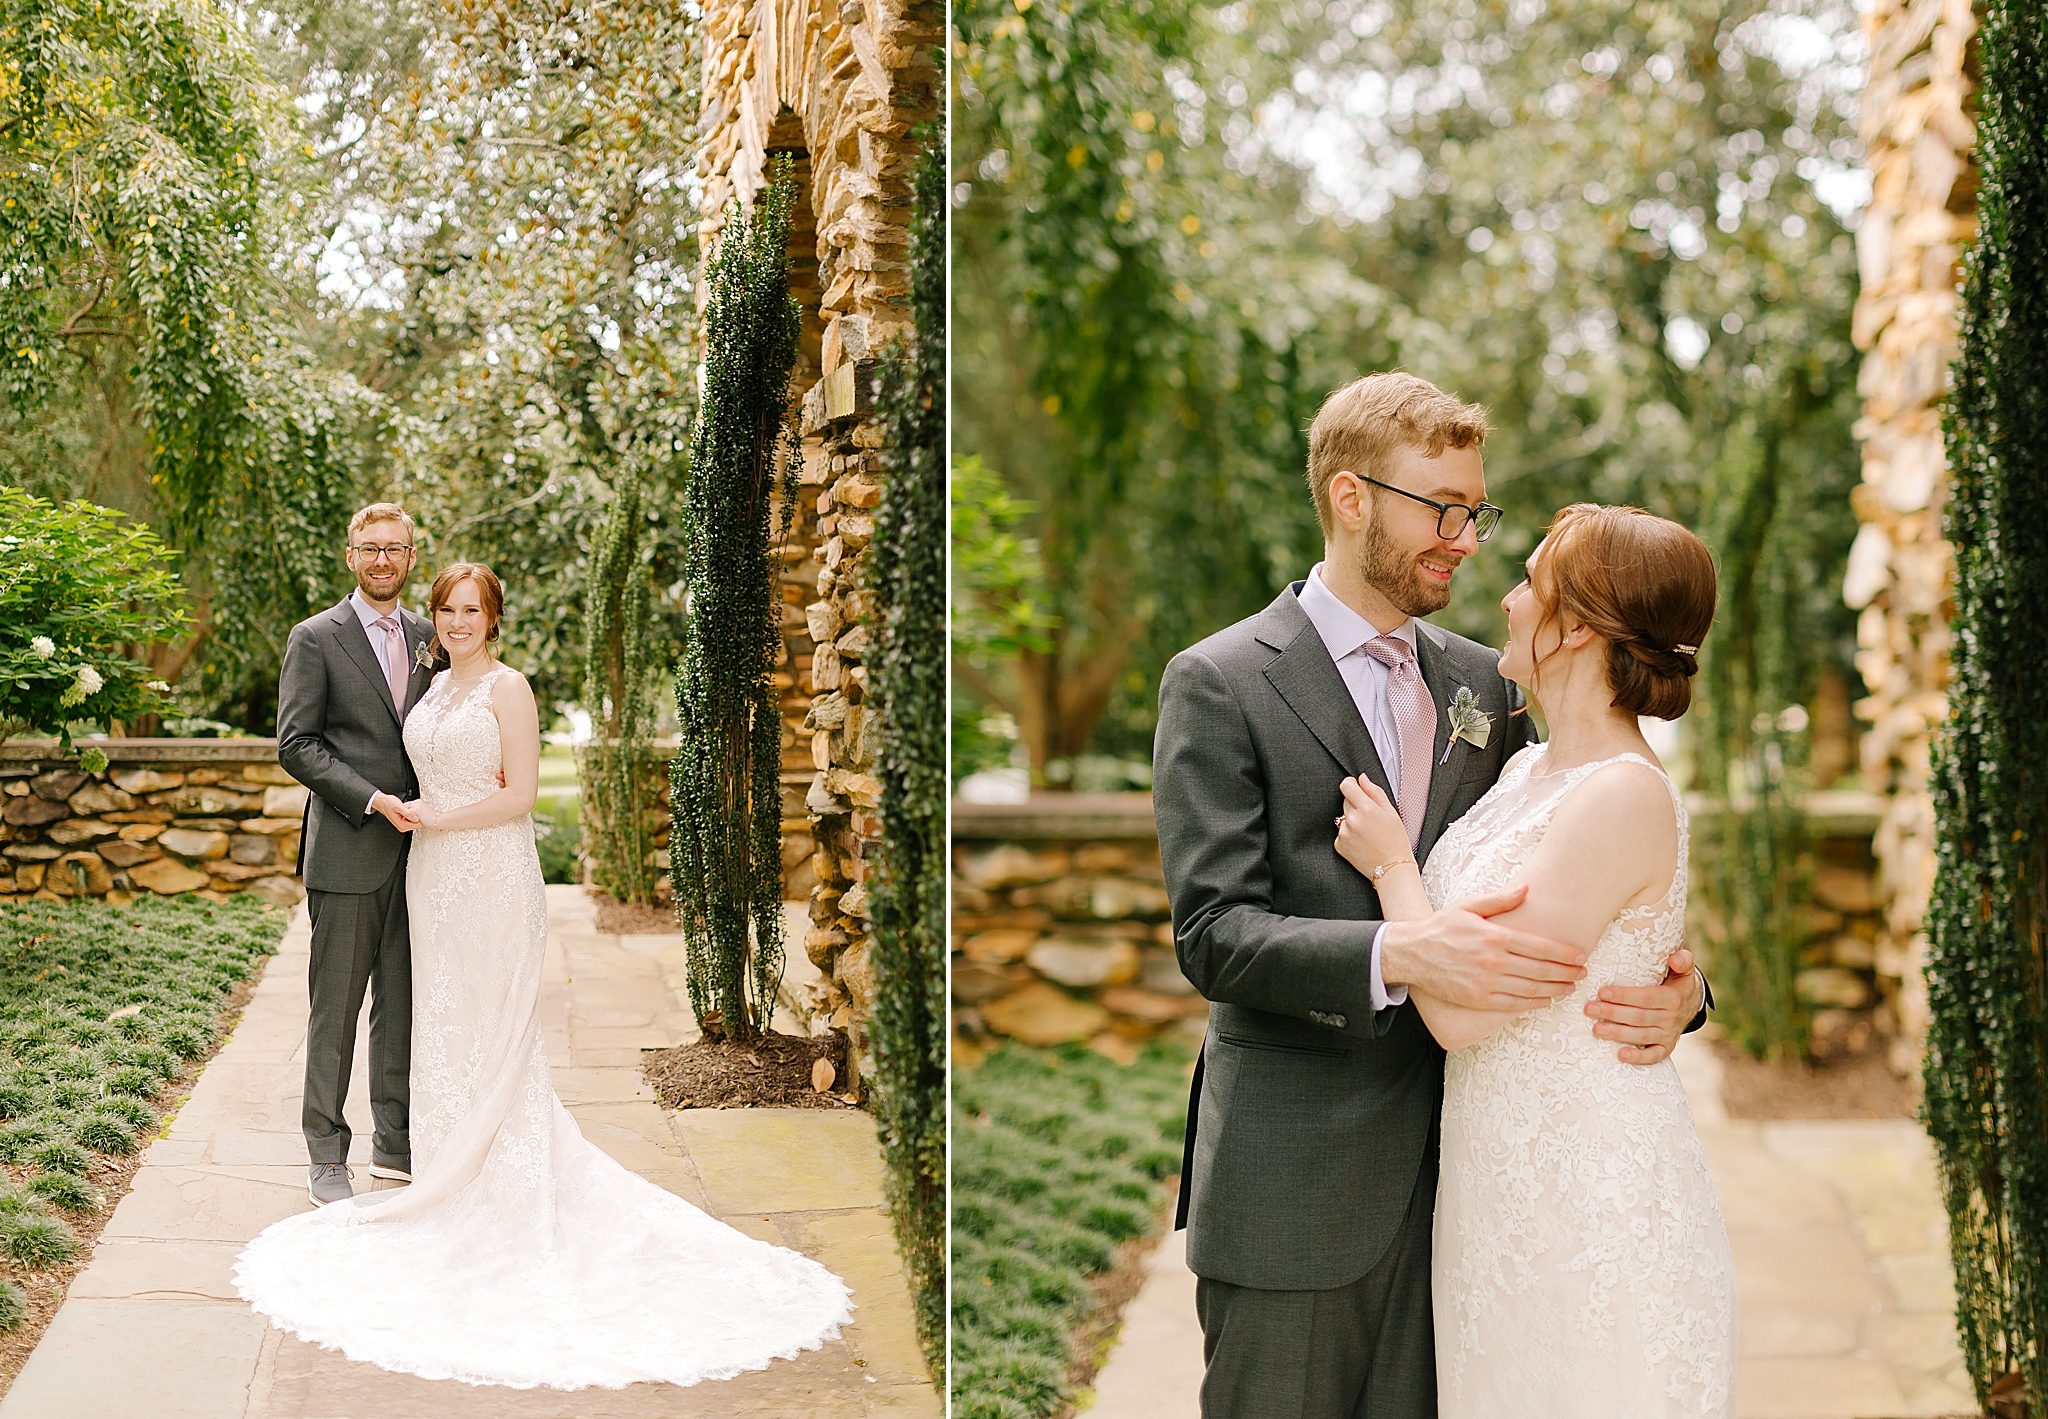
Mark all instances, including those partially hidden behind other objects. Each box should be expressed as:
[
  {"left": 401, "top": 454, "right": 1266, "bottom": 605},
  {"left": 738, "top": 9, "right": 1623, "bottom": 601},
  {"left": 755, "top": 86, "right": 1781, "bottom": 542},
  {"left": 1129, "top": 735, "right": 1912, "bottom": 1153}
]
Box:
[{"left": 1306, "top": 373, "right": 1490, "bottom": 536}]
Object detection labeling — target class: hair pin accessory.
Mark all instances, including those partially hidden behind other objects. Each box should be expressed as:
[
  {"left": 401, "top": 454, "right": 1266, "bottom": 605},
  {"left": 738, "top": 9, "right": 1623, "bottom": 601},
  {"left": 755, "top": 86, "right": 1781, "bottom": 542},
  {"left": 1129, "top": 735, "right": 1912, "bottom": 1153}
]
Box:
[{"left": 1673, "top": 643, "right": 1699, "bottom": 655}]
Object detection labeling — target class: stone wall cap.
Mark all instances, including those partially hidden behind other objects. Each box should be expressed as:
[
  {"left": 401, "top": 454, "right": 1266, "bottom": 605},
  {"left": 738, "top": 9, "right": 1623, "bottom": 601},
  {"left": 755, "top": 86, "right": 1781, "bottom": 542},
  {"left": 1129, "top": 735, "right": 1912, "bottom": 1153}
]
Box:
[
  {"left": 953, "top": 793, "right": 1158, "bottom": 841},
  {"left": 1, "top": 739, "right": 282, "bottom": 764}
]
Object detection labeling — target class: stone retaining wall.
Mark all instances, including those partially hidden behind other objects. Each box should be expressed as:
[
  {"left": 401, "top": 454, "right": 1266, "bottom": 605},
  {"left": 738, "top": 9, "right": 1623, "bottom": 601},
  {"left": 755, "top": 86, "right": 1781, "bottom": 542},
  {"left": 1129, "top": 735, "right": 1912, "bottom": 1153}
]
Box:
[
  {"left": 955, "top": 792, "right": 1908, "bottom": 1068},
  {"left": 1, "top": 741, "right": 305, "bottom": 907}
]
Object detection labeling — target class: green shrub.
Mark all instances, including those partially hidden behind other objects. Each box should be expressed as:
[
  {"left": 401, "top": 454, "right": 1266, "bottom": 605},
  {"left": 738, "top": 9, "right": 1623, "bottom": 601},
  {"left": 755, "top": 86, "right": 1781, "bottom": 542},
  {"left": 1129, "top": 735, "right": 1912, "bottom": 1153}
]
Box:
[
  {"left": 40, "top": 1080, "right": 96, "bottom": 1114},
  {"left": 72, "top": 1113, "right": 135, "bottom": 1156},
  {"left": 28, "top": 1139, "right": 93, "bottom": 1177},
  {"left": 0, "top": 1122, "right": 53, "bottom": 1164},
  {"left": 0, "top": 1189, "right": 44, "bottom": 1217},
  {"left": 950, "top": 1042, "right": 1193, "bottom": 1419},
  {"left": 0, "top": 1081, "right": 37, "bottom": 1119},
  {"left": 0, "top": 1214, "right": 77, "bottom": 1268},
  {"left": 533, "top": 810, "right": 583, "bottom": 886},
  {"left": 26, "top": 1172, "right": 100, "bottom": 1213},
  {"left": 0, "top": 1280, "right": 25, "bottom": 1333},
  {"left": 96, "top": 1095, "right": 156, "bottom": 1133},
  {"left": 105, "top": 1066, "right": 164, "bottom": 1098}
]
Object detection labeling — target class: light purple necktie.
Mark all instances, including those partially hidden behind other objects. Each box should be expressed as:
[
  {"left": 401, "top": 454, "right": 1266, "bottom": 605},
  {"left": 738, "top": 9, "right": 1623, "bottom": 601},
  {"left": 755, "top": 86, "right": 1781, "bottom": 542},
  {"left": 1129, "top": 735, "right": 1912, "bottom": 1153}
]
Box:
[
  {"left": 372, "top": 615, "right": 407, "bottom": 714},
  {"left": 1362, "top": 633, "right": 1434, "bottom": 850}
]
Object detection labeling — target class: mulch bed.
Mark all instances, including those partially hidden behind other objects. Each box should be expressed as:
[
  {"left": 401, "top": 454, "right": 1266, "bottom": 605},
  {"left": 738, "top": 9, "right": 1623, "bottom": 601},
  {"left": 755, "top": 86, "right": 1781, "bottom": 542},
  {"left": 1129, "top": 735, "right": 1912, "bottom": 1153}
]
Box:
[
  {"left": 1714, "top": 1035, "right": 1918, "bottom": 1121},
  {"left": 642, "top": 1031, "right": 858, "bottom": 1111},
  {"left": 0, "top": 973, "right": 259, "bottom": 1401},
  {"left": 587, "top": 888, "right": 677, "bottom": 936}
]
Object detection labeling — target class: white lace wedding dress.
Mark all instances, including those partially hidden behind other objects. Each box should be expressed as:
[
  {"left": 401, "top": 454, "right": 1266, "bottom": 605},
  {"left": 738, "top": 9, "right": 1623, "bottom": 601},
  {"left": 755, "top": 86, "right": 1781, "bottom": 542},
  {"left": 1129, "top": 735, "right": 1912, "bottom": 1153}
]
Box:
[
  {"left": 1421, "top": 745, "right": 1736, "bottom": 1417},
  {"left": 234, "top": 666, "right": 852, "bottom": 1389}
]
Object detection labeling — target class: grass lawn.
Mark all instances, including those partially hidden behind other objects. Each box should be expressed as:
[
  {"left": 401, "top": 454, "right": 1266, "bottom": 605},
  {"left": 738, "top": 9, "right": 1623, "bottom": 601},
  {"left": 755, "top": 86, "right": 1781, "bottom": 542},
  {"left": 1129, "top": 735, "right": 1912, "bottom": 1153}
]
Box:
[
  {"left": 951, "top": 1041, "right": 1192, "bottom": 1419},
  {"left": 0, "top": 894, "right": 286, "bottom": 1375}
]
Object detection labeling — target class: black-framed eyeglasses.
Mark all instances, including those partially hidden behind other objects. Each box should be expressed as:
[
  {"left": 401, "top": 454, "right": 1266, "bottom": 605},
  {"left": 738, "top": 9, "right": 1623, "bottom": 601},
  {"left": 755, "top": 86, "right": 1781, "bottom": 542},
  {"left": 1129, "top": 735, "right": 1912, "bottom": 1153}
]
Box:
[
  {"left": 1356, "top": 474, "right": 1504, "bottom": 542},
  {"left": 351, "top": 544, "right": 415, "bottom": 561}
]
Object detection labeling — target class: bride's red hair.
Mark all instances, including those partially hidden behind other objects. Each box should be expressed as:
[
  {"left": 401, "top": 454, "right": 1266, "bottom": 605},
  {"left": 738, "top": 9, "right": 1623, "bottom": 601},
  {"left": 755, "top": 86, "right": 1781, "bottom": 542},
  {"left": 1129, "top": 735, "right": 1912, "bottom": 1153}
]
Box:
[{"left": 1529, "top": 505, "right": 1715, "bottom": 721}]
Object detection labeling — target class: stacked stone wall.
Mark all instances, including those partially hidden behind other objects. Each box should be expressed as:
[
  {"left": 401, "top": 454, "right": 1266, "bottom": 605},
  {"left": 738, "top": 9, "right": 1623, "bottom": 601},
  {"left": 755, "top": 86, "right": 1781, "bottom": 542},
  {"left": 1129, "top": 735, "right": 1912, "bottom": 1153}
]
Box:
[
  {"left": 0, "top": 742, "right": 306, "bottom": 907},
  {"left": 698, "top": 0, "right": 941, "bottom": 1093},
  {"left": 1842, "top": 0, "right": 1979, "bottom": 1075},
  {"left": 959, "top": 794, "right": 1905, "bottom": 1065}
]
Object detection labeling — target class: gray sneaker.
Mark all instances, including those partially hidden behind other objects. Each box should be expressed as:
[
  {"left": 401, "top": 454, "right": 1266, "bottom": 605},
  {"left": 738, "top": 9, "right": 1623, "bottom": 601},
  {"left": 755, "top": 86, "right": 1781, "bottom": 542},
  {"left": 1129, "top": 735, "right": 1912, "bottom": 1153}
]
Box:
[{"left": 308, "top": 1163, "right": 353, "bottom": 1206}]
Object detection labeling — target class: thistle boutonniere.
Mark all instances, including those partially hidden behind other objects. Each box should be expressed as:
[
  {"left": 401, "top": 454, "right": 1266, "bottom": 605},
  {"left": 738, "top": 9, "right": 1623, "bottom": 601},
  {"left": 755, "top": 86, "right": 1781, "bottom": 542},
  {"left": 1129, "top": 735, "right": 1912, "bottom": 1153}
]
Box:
[
  {"left": 1440, "top": 686, "right": 1492, "bottom": 763},
  {"left": 413, "top": 638, "right": 437, "bottom": 671}
]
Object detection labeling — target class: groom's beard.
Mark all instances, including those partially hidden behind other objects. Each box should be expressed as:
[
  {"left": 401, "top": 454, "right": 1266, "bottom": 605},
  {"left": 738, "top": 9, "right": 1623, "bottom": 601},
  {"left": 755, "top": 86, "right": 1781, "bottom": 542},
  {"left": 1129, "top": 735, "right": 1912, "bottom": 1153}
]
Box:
[{"left": 1357, "top": 516, "right": 1456, "bottom": 619}]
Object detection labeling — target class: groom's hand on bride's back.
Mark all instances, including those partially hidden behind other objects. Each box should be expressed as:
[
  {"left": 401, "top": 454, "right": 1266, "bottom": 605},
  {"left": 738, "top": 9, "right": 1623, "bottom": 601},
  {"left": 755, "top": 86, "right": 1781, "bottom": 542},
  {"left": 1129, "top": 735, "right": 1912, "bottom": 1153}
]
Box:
[{"left": 1379, "top": 883, "right": 1588, "bottom": 1012}]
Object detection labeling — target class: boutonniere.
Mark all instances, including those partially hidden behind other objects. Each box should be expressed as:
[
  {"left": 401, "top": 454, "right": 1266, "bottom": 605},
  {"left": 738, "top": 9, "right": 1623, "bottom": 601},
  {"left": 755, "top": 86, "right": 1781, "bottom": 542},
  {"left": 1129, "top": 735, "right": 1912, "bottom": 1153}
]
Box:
[
  {"left": 1440, "top": 686, "right": 1492, "bottom": 763},
  {"left": 413, "top": 639, "right": 437, "bottom": 671}
]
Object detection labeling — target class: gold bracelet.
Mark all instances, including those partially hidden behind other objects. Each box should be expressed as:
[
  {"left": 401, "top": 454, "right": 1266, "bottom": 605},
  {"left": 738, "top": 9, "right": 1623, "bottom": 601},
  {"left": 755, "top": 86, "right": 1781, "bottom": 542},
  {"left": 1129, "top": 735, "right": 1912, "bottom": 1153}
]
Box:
[{"left": 1372, "top": 859, "right": 1414, "bottom": 881}]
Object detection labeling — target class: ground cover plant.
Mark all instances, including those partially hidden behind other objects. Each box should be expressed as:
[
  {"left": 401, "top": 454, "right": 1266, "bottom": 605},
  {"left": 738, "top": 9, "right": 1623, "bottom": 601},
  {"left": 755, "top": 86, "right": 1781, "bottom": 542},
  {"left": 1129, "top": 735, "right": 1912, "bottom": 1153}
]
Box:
[
  {"left": 0, "top": 894, "right": 285, "bottom": 1324},
  {"left": 951, "top": 1041, "right": 1191, "bottom": 1419}
]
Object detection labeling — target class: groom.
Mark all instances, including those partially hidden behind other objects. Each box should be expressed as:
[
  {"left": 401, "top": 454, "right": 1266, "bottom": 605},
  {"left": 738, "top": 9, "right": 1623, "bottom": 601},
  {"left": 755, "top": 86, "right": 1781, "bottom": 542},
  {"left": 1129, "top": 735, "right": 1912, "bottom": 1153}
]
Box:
[
  {"left": 1153, "top": 373, "right": 1710, "bottom": 1419},
  {"left": 276, "top": 502, "right": 440, "bottom": 1208}
]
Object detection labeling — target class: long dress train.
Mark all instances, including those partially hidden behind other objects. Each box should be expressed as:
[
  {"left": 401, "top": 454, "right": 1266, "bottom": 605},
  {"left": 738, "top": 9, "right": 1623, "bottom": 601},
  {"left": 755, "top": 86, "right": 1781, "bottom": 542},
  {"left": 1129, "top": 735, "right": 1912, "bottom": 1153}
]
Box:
[{"left": 234, "top": 666, "right": 852, "bottom": 1389}]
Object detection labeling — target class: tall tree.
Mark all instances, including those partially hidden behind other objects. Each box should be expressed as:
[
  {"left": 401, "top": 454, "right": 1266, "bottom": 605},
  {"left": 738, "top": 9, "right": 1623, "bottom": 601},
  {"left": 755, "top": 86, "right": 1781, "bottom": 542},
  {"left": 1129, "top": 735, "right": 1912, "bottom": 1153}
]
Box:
[
  {"left": 0, "top": 0, "right": 370, "bottom": 722},
  {"left": 1922, "top": 0, "right": 2048, "bottom": 1402}
]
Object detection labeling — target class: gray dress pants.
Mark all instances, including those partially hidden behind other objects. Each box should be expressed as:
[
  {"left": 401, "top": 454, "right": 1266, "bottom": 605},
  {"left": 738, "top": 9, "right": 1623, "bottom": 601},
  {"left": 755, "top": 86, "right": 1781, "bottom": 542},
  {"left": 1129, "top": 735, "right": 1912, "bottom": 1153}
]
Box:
[
  {"left": 303, "top": 861, "right": 412, "bottom": 1168},
  {"left": 1195, "top": 1160, "right": 1438, "bottom": 1419}
]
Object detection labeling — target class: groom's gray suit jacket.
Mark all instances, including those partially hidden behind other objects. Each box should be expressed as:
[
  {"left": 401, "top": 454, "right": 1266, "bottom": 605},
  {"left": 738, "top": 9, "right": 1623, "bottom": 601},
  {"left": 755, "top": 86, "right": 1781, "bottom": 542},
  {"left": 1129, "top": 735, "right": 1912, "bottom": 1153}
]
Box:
[
  {"left": 276, "top": 598, "right": 440, "bottom": 893},
  {"left": 1154, "top": 584, "right": 1539, "bottom": 1293}
]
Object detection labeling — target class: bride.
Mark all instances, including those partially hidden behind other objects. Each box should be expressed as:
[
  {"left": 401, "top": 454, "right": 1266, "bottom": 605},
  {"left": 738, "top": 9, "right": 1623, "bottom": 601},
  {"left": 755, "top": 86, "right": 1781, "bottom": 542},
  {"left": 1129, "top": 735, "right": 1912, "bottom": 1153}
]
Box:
[
  {"left": 234, "top": 562, "right": 852, "bottom": 1389},
  {"left": 1333, "top": 505, "right": 1737, "bottom": 1417}
]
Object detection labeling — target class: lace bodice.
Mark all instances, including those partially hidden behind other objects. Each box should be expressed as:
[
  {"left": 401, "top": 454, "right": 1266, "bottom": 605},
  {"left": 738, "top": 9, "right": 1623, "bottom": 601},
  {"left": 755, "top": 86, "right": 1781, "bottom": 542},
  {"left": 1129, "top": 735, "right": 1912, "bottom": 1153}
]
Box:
[
  {"left": 1422, "top": 744, "right": 1736, "bottom": 1418},
  {"left": 403, "top": 667, "right": 517, "bottom": 816}
]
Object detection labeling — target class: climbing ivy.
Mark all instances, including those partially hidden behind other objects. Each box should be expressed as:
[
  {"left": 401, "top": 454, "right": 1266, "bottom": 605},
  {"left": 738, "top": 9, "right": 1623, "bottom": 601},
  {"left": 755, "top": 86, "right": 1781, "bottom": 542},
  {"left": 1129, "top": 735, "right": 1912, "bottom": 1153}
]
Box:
[
  {"left": 865, "top": 117, "right": 947, "bottom": 1377},
  {"left": 1922, "top": 0, "right": 2048, "bottom": 1404},
  {"left": 579, "top": 471, "right": 662, "bottom": 904},
  {"left": 667, "top": 161, "right": 801, "bottom": 1042}
]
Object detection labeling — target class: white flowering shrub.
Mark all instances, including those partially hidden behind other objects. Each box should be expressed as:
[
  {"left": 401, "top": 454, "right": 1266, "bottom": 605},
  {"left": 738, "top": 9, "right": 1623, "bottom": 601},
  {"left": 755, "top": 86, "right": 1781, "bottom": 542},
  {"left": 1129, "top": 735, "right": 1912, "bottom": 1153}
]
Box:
[{"left": 0, "top": 489, "right": 186, "bottom": 749}]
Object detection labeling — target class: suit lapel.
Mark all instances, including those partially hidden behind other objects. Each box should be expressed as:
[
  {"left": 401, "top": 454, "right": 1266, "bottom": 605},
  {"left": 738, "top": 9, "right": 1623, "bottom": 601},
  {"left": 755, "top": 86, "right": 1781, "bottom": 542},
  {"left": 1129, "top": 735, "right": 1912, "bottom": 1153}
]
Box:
[
  {"left": 1414, "top": 622, "right": 1467, "bottom": 853},
  {"left": 1256, "top": 588, "right": 1392, "bottom": 796},
  {"left": 331, "top": 600, "right": 404, "bottom": 731},
  {"left": 399, "top": 610, "right": 437, "bottom": 715}
]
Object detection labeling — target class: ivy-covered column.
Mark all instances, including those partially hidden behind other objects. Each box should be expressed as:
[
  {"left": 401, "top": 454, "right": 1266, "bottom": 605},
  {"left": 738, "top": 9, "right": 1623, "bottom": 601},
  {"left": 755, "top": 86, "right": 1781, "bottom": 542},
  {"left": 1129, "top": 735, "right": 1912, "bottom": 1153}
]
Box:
[
  {"left": 1922, "top": 0, "right": 2048, "bottom": 1404},
  {"left": 578, "top": 472, "right": 663, "bottom": 905},
  {"left": 864, "top": 121, "right": 947, "bottom": 1377},
  {"left": 669, "top": 166, "right": 803, "bottom": 1042}
]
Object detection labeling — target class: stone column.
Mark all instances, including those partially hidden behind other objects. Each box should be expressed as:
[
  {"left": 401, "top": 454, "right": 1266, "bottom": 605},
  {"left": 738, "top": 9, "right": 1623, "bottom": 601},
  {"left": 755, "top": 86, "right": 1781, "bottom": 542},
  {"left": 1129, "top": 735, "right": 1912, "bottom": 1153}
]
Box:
[{"left": 1841, "top": 0, "right": 1978, "bottom": 1076}]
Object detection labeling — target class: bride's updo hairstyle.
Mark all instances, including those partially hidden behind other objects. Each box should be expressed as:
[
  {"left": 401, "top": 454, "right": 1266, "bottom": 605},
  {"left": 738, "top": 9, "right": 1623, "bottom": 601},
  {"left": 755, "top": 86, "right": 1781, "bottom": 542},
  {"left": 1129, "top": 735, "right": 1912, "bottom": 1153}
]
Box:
[
  {"left": 425, "top": 562, "right": 505, "bottom": 659},
  {"left": 1529, "top": 504, "right": 1716, "bottom": 720}
]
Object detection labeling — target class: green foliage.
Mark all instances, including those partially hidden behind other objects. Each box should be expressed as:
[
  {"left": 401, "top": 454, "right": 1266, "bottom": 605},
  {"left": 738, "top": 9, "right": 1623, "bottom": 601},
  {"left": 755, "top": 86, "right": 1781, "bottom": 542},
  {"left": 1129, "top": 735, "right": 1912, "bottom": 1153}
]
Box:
[
  {"left": 0, "top": 490, "right": 186, "bottom": 746},
  {"left": 950, "top": 456, "right": 1055, "bottom": 785},
  {"left": 668, "top": 161, "right": 801, "bottom": 1042},
  {"left": 0, "top": 1278, "right": 24, "bottom": 1332},
  {"left": 865, "top": 119, "right": 948, "bottom": 1380},
  {"left": 0, "top": 0, "right": 370, "bottom": 718},
  {"left": 285, "top": 0, "right": 703, "bottom": 714},
  {"left": 579, "top": 472, "right": 663, "bottom": 904},
  {"left": 0, "top": 1214, "right": 76, "bottom": 1269},
  {"left": 951, "top": 1043, "right": 1192, "bottom": 1419},
  {"left": 1922, "top": 0, "right": 2048, "bottom": 1403},
  {"left": 954, "top": 0, "right": 1865, "bottom": 785},
  {"left": 0, "top": 895, "right": 283, "bottom": 1197},
  {"left": 26, "top": 1171, "right": 101, "bottom": 1213},
  {"left": 532, "top": 808, "right": 584, "bottom": 886}
]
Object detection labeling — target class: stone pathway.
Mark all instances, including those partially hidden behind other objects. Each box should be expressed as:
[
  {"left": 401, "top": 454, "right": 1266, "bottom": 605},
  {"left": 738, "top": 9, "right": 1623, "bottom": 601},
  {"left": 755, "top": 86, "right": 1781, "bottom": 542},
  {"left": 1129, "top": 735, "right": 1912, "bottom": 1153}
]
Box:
[
  {"left": 1085, "top": 1034, "right": 1978, "bottom": 1419},
  {"left": 0, "top": 886, "right": 937, "bottom": 1419}
]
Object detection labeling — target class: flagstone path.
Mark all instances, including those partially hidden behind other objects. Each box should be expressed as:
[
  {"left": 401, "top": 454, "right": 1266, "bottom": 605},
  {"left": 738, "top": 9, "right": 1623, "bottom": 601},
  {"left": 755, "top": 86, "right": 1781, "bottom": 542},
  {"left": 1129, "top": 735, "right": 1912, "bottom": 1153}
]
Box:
[
  {"left": 0, "top": 886, "right": 937, "bottom": 1419},
  {"left": 1086, "top": 1034, "right": 1979, "bottom": 1419}
]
